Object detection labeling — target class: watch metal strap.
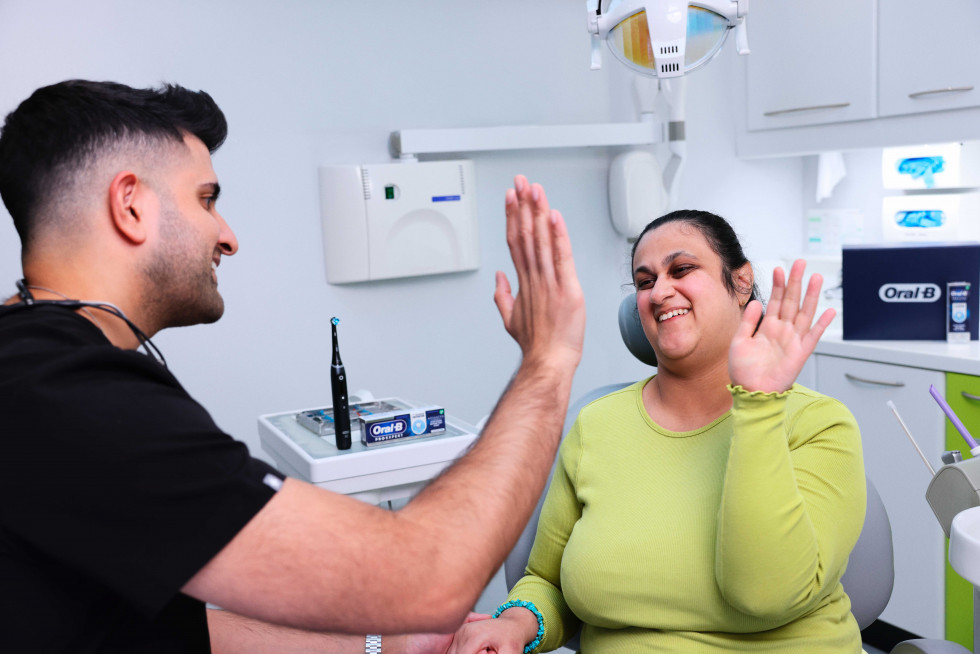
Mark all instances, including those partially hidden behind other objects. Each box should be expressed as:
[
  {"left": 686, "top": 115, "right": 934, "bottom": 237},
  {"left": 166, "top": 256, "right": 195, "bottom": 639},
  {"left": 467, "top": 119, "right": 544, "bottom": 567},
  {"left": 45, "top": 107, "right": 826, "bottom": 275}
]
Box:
[{"left": 365, "top": 634, "right": 382, "bottom": 653}]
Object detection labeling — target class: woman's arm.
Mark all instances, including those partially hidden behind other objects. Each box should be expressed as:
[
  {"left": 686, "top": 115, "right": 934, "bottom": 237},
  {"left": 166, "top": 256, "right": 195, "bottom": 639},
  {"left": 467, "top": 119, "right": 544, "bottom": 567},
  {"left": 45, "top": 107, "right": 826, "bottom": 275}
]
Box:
[
  {"left": 454, "top": 420, "right": 587, "bottom": 653},
  {"left": 714, "top": 388, "right": 865, "bottom": 619},
  {"left": 717, "top": 259, "right": 865, "bottom": 620}
]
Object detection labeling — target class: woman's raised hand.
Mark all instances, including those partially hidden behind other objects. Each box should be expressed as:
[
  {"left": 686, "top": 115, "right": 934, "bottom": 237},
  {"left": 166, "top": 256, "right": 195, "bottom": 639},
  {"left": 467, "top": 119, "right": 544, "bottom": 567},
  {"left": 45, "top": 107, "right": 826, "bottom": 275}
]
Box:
[{"left": 728, "top": 259, "right": 835, "bottom": 393}]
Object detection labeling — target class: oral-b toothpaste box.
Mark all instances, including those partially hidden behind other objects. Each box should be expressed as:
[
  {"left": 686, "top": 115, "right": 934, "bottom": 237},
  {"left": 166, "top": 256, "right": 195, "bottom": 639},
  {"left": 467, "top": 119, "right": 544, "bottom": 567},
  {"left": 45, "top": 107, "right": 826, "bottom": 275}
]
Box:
[
  {"left": 842, "top": 242, "right": 980, "bottom": 340},
  {"left": 360, "top": 406, "right": 446, "bottom": 447}
]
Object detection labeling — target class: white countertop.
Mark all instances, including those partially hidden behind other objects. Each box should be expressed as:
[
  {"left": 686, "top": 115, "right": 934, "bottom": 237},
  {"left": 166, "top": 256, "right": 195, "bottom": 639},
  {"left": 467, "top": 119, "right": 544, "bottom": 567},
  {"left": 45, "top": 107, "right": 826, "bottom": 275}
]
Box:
[{"left": 816, "top": 330, "right": 980, "bottom": 376}]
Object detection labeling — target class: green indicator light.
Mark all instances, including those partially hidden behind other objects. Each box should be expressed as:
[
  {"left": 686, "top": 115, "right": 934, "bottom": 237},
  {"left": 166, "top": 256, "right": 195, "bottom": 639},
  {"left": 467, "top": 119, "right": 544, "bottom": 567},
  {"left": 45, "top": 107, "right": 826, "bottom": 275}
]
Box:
[{"left": 385, "top": 186, "right": 395, "bottom": 200}]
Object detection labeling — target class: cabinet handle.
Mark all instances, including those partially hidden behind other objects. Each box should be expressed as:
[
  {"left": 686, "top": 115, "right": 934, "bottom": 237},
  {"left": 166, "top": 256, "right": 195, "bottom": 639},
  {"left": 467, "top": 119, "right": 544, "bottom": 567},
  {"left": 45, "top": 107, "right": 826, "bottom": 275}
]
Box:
[
  {"left": 961, "top": 391, "right": 980, "bottom": 402},
  {"left": 763, "top": 102, "right": 850, "bottom": 117},
  {"left": 909, "top": 86, "right": 974, "bottom": 99},
  {"left": 844, "top": 373, "right": 905, "bottom": 388}
]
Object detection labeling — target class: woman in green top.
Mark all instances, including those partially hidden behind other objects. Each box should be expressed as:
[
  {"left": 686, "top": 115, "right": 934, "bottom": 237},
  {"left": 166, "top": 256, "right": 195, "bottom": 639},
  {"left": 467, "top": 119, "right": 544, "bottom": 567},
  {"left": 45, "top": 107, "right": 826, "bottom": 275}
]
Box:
[{"left": 448, "top": 208, "right": 865, "bottom": 653}]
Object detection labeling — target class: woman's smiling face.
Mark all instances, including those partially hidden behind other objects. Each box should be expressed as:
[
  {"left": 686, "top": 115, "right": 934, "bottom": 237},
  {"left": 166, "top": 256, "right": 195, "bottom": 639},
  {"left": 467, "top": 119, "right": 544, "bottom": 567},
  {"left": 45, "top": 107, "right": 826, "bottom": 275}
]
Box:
[{"left": 632, "top": 221, "right": 750, "bottom": 370}]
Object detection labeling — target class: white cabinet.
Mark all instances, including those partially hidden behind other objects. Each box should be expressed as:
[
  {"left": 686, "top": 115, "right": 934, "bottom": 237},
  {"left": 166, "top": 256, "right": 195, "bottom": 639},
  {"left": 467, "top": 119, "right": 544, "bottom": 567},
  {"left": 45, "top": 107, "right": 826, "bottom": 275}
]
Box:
[
  {"left": 878, "top": 0, "right": 980, "bottom": 118},
  {"left": 815, "top": 355, "right": 946, "bottom": 639},
  {"left": 738, "top": 0, "right": 980, "bottom": 156},
  {"left": 746, "top": 0, "right": 875, "bottom": 130}
]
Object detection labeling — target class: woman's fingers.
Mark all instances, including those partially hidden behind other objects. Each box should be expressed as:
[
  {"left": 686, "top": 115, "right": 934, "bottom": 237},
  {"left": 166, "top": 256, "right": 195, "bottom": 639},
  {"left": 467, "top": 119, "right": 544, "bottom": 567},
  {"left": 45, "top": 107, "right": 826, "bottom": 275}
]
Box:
[
  {"left": 778, "top": 259, "right": 807, "bottom": 323},
  {"left": 795, "top": 272, "right": 824, "bottom": 332}
]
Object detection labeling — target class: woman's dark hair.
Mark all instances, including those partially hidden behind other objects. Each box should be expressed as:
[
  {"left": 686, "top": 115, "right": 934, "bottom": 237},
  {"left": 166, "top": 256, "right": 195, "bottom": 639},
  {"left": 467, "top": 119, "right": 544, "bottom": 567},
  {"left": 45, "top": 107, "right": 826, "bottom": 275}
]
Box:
[
  {"left": 630, "top": 209, "right": 761, "bottom": 303},
  {"left": 0, "top": 79, "right": 227, "bottom": 248}
]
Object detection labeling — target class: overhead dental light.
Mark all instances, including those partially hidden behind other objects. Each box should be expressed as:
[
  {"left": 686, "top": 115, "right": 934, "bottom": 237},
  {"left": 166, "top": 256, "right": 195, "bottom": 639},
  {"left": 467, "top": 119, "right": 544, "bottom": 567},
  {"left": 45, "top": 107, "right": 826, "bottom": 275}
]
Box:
[
  {"left": 587, "top": 0, "right": 749, "bottom": 238},
  {"left": 588, "top": 0, "right": 749, "bottom": 78},
  {"left": 390, "top": 2, "right": 752, "bottom": 242}
]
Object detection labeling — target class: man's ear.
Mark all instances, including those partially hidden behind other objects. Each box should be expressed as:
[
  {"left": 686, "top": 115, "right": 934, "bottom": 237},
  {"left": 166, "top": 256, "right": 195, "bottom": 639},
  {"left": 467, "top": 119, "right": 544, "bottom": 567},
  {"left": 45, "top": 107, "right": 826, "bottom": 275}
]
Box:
[{"left": 108, "top": 171, "right": 149, "bottom": 245}]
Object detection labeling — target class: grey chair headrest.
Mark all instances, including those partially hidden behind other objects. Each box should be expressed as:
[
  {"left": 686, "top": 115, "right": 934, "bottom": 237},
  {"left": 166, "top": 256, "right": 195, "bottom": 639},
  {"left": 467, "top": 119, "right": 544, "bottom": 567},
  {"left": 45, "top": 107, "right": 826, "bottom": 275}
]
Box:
[{"left": 618, "top": 293, "right": 658, "bottom": 367}]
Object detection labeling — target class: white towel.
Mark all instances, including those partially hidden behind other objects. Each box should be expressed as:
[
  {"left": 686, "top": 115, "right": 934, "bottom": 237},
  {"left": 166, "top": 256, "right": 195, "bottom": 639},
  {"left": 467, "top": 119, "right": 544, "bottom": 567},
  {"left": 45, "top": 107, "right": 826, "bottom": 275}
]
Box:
[{"left": 816, "top": 152, "right": 847, "bottom": 203}]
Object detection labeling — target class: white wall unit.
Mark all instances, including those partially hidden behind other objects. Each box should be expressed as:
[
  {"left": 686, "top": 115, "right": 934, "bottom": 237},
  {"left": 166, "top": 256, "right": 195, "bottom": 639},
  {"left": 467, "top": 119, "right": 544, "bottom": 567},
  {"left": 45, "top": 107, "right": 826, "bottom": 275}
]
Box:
[
  {"left": 736, "top": 0, "right": 980, "bottom": 157},
  {"left": 746, "top": 0, "right": 875, "bottom": 131},
  {"left": 815, "top": 354, "right": 946, "bottom": 639},
  {"left": 878, "top": 0, "right": 980, "bottom": 118}
]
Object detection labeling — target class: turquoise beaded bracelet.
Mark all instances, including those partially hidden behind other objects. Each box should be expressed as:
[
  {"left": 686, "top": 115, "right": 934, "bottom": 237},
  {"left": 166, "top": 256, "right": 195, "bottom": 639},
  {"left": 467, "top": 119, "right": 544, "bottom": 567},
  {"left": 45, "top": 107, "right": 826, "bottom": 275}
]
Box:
[{"left": 493, "top": 599, "right": 544, "bottom": 654}]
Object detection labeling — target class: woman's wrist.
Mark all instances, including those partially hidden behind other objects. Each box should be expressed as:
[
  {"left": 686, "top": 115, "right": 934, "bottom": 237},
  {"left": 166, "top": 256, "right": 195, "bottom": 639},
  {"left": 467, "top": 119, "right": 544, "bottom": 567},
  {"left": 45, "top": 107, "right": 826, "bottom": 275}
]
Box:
[{"left": 494, "top": 601, "right": 544, "bottom": 653}]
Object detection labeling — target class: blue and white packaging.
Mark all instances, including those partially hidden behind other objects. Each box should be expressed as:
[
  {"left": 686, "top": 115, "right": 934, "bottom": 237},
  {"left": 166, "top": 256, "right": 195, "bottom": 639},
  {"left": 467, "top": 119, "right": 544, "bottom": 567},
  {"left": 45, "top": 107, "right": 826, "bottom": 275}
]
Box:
[
  {"left": 842, "top": 242, "right": 980, "bottom": 340},
  {"left": 360, "top": 406, "right": 446, "bottom": 447},
  {"left": 948, "top": 282, "right": 972, "bottom": 343}
]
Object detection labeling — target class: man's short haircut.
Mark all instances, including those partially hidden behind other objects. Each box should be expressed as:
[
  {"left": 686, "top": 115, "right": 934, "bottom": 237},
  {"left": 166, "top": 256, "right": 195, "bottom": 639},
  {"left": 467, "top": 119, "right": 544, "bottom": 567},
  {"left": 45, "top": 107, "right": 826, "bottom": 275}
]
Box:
[{"left": 0, "top": 79, "right": 227, "bottom": 248}]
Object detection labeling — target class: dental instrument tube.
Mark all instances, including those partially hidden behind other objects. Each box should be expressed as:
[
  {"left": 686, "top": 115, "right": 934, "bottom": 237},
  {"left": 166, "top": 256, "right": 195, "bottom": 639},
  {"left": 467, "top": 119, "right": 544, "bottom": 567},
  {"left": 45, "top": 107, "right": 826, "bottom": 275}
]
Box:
[
  {"left": 887, "top": 400, "right": 936, "bottom": 475},
  {"left": 929, "top": 384, "right": 980, "bottom": 457},
  {"left": 330, "top": 317, "right": 352, "bottom": 450}
]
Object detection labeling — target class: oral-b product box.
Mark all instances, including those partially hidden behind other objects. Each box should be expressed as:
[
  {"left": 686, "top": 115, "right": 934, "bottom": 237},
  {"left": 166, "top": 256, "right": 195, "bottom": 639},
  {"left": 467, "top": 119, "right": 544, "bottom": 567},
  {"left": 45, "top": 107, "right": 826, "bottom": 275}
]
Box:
[
  {"left": 842, "top": 242, "right": 980, "bottom": 340},
  {"left": 360, "top": 406, "right": 446, "bottom": 447},
  {"left": 949, "top": 282, "right": 972, "bottom": 343}
]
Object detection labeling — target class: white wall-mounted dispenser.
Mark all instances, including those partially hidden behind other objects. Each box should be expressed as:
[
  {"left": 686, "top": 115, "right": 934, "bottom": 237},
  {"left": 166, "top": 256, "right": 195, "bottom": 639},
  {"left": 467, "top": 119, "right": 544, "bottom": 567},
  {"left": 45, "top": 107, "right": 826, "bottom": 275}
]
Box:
[
  {"left": 881, "top": 193, "right": 980, "bottom": 242},
  {"left": 882, "top": 142, "right": 980, "bottom": 190},
  {"left": 319, "top": 160, "right": 479, "bottom": 284}
]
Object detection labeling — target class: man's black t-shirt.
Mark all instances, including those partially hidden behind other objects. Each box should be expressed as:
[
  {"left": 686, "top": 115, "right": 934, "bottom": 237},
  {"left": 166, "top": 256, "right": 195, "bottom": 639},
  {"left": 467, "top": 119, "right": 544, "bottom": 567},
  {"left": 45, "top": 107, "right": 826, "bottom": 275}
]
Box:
[{"left": 0, "top": 305, "right": 285, "bottom": 652}]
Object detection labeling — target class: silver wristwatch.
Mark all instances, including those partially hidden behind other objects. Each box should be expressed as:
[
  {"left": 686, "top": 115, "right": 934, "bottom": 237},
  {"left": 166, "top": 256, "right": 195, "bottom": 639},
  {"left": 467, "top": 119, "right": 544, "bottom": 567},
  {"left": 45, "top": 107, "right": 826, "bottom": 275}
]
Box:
[{"left": 365, "top": 634, "right": 382, "bottom": 653}]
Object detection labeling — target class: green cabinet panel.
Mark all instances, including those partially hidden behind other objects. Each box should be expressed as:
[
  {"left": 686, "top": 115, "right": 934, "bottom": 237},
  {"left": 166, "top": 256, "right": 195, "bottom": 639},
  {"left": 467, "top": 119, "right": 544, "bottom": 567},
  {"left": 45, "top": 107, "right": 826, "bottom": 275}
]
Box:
[{"left": 945, "top": 372, "right": 980, "bottom": 650}]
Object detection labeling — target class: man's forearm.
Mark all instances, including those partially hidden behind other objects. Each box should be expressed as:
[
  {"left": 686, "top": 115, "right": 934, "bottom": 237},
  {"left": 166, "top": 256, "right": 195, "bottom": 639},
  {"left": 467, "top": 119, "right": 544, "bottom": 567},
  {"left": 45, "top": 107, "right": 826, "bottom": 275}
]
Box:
[
  {"left": 397, "top": 357, "right": 577, "bottom": 607},
  {"left": 208, "top": 610, "right": 434, "bottom": 654},
  {"left": 208, "top": 609, "right": 365, "bottom": 654}
]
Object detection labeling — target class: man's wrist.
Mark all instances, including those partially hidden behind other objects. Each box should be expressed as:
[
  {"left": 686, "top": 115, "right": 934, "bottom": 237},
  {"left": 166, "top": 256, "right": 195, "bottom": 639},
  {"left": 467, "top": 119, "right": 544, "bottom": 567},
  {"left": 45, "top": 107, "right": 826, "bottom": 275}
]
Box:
[{"left": 365, "top": 634, "right": 382, "bottom": 653}]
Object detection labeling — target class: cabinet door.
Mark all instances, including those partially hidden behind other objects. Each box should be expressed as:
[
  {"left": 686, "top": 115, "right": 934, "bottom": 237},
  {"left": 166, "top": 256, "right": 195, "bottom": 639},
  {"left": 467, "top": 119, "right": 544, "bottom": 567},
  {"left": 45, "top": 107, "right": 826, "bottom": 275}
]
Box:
[
  {"left": 879, "top": 0, "right": 980, "bottom": 118},
  {"left": 944, "top": 372, "right": 980, "bottom": 649},
  {"left": 815, "top": 355, "right": 945, "bottom": 639},
  {"left": 746, "top": 0, "right": 876, "bottom": 130}
]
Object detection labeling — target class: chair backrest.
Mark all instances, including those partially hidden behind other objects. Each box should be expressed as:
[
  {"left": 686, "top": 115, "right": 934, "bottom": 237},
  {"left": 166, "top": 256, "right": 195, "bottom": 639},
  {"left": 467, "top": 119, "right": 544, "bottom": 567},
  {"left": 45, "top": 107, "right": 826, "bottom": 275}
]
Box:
[{"left": 841, "top": 475, "right": 895, "bottom": 630}]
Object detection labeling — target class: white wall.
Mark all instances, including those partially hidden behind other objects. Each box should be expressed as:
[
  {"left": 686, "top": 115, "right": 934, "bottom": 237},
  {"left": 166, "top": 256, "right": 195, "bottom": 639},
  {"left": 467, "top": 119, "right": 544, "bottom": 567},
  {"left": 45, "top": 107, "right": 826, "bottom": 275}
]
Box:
[
  {"left": 0, "top": 1, "right": 802, "bottom": 460},
  {"left": 801, "top": 149, "right": 886, "bottom": 245}
]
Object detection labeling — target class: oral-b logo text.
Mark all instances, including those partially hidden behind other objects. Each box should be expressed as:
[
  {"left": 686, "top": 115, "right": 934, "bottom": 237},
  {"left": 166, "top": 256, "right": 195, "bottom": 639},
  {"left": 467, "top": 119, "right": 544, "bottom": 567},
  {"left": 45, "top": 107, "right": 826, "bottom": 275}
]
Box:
[
  {"left": 878, "top": 283, "right": 941, "bottom": 302},
  {"left": 370, "top": 420, "right": 407, "bottom": 437}
]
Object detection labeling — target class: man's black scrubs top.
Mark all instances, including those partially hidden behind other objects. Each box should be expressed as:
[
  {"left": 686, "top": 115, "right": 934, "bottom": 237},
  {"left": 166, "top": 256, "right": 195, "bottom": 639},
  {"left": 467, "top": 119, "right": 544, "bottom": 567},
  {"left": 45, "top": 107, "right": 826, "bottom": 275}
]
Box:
[{"left": 0, "top": 305, "right": 286, "bottom": 652}]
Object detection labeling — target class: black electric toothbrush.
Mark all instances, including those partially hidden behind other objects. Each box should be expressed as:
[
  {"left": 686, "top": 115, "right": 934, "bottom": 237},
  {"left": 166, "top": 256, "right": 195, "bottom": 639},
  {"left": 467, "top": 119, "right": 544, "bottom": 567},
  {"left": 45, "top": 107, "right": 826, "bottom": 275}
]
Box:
[{"left": 330, "top": 317, "right": 352, "bottom": 450}]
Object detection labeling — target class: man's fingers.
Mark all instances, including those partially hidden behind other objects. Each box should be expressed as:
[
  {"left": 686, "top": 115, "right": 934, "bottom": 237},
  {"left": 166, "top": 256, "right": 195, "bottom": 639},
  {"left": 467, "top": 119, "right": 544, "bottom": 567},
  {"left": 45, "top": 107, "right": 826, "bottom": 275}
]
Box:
[
  {"left": 529, "top": 183, "right": 557, "bottom": 283},
  {"left": 514, "top": 177, "right": 541, "bottom": 287},
  {"left": 550, "top": 209, "right": 577, "bottom": 286},
  {"left": 493, "top": 271, "right": 514, "bottom": 327},
  {"left": 504, "top": 186, "right": 527, "bottom": 283}
]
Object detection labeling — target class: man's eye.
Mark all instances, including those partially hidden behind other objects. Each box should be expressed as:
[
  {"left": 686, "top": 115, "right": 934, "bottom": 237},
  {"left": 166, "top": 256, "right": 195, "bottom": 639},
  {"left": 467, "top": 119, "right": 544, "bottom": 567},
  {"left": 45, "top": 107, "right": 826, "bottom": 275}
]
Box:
[{"left": 203, "top": 196, "right": 215, "bottom": 210}]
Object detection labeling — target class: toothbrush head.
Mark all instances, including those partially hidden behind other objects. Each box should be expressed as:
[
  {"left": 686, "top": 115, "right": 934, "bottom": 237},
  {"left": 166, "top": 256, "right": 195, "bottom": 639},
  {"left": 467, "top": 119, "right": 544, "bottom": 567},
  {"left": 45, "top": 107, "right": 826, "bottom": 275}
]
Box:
[{"left": 331, "top": 317, "right": 340, "bottom": 326}]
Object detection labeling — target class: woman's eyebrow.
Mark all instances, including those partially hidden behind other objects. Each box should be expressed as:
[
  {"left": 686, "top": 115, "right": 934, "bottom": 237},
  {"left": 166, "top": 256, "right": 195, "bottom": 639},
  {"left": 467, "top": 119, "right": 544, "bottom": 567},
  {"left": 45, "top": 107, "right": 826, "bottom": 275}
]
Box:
[
  {"left": 633, "top": 250, "right": 700, "bottom": 277},
  {"left": 662, "top": 250, "right": 698, "bottom": 266}
]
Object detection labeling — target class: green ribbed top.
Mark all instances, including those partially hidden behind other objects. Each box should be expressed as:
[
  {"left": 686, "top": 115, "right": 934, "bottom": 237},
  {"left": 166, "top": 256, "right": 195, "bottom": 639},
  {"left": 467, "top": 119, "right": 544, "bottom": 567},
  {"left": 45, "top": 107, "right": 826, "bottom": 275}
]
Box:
[{"left": 508, "top": 380, "right": 866, "bottom": 653}]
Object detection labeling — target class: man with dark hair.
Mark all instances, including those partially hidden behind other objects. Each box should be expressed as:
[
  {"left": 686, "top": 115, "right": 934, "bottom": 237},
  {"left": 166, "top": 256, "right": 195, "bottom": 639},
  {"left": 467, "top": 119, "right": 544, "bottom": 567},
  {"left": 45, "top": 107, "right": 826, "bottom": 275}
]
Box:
[{"left": 0, "top": 80, "right": 586, "bottom": 653}]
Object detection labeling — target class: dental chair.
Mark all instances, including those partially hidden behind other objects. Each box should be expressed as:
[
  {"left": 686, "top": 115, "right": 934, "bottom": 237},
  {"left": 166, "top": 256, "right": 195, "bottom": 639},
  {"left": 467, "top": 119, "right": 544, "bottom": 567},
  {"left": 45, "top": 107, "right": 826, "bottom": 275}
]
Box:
[{"left": 503, "top": 295, "right": 970, "bottom": 654}]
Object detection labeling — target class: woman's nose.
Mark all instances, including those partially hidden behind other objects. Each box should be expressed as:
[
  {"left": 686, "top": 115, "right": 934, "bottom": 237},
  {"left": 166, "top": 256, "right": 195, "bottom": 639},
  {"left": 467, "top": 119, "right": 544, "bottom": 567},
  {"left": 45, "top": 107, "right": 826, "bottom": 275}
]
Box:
[{"left": 650, "top": 276, "right": 674, "bottom": 305}]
